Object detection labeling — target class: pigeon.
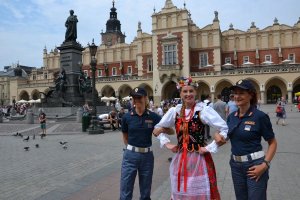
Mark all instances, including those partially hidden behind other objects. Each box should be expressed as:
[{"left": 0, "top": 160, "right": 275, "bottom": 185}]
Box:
[
  {"left": 35, "top": 144, "right": 39, "bottom": 148},
  {"left": 23, "top": 136, "right": 29, "bottom": 142},
  {"left": 62, "top": 144, "right": 67, "bottom": 150},
  {"left": 33, "top": 134, "right": 35, "bottom": 140},
  {"left": 59, "top": 141, "right": 68, "bottom": 145},
  {"left": 13, "top": 132, "right": 19, "bottom": 136},
  {"left": 19, "top": 133, "right": 23, "bottom": 138},
  {"left": 24, "top": 147, "right": 30, "bottom": 151}
]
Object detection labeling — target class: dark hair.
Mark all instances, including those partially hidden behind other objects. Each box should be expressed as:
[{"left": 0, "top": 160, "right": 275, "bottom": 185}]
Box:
[
  {"left": 217, "top": 94, "right": 222, "bottom": 99},
  {"left": 249, "top": 90, "right": 258, "bottom": 106}
]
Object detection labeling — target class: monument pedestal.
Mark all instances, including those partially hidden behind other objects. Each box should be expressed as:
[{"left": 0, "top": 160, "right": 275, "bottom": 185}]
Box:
[{"left": 57, "top": 41, "right": 85, "bottom": 106}]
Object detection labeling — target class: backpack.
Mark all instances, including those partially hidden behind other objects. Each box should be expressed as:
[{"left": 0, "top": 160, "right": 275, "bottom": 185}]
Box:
[{"left": 275, "top": 106, "right": 283, "bottom": 113}]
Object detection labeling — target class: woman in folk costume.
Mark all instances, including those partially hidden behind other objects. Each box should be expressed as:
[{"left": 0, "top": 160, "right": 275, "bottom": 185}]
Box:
[{"left": 153, "top": 77, "right": 228, "bottom": 200}]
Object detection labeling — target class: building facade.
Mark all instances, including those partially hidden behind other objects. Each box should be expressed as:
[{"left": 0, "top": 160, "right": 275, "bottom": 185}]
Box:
[{"left": 9, "top": 0, "right": 300, "bottom": 105}]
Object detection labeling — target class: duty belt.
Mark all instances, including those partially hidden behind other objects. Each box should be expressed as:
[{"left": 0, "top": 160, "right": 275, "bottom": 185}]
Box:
[
  {"left": 126, "top": 144, "right": 152, "bottom": 153},
  {"left": 232, "top": 151, "right": 264, "bottom": 162}
]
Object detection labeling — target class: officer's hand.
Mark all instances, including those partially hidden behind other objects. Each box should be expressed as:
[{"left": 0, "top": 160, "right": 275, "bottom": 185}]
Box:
[
  {"left": 214, "top": 132, "right": 226, "bottom": 146},
  {"left": 165, "top": 143, "right": 178, "bottom": 153},
  {"left": 152, "top": 127, "right": 163, "bottom": 137},
  {"left": 247, "top": 163, "right": 268, "bottom": 182}
]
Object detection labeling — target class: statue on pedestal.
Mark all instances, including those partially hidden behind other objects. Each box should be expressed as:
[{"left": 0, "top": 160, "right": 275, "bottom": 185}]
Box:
[{"left": 65, "top": 10, "right": 78, "bottom": 42}]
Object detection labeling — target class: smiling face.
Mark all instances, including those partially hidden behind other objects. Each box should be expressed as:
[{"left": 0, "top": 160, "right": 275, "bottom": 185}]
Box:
[
  {"left": 180, "top": 85, "right": 196, "bottom": 107},
  {"left": 233, "top": 88, "right": 252, "bottom": 107}
]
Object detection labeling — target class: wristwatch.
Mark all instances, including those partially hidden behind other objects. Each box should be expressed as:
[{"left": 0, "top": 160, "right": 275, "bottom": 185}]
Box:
[{"left": 263, "top": 160, "right": 270, "bottom": 168}]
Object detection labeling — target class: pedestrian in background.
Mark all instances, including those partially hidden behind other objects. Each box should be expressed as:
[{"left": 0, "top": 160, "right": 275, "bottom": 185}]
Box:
[
  {"left": 275, "top": 96, "right": 287, "bottom": 126},
  {"left": 213, "top": 94, "right": 228, "bottom": 121},
  {"left": 226, "top": 93, "right": 238, "bottom": 117},
  {"left": 38, "top": 109, "right": 47, "bottom": 138},
  {"left": 224, "top": 79, "right": 277, "bottom": 200}
]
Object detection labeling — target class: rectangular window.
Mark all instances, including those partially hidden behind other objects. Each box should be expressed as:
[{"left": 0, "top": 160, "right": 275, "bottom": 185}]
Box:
[
  {"left": 127, "top": 66, "right": 132, "bottom": 75},
  {"left": 243, "top": 56, "right": 249, "bottom": 63},
  {"left": 199, "top": 53, "right": 208, "bottom": 67},
  {"left": 288, "top": 53, "right": 295, "bottom": 62},
  {"left": 265, "top": 55, "right": 272, "bottom": 62},
  {"left": 43, "top": 73, "right": 47, "bottom": 79},
  {"left": 97, "top": 69, "right": 102, "bottom": 77},
  {"left": 163, "top": 44, "right": 177, "bottom": 65},
  {"left": 225, "top": 57, "right": 231, "bottom": 64},
  {"left": 147, "top": 57, "right": 153, "bottom": 72},
  {"left": 32, "top": 74, "right": 36, "bottom": 80},
  {"left": 112, "top": 67, "right": 117, "bottom": 76}
]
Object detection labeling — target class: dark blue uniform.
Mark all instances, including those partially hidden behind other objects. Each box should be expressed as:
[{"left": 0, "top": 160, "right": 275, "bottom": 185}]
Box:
[
  {"left": 120, "top": 109, "right": 161, "bottom": 200},
  {"left": 227, "top": 106, "right": 275, "bottom": 200}
]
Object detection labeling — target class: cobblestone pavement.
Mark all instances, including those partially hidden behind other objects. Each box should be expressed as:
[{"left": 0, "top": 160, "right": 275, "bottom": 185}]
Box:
[{"left": 0, "top": 105, "right": 299, "bottom": 200}]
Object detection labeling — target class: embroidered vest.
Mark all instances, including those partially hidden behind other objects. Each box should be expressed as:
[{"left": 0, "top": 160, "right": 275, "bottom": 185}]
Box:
[{"left": 175, "top": 110, "right": 206, "bottom": 152}]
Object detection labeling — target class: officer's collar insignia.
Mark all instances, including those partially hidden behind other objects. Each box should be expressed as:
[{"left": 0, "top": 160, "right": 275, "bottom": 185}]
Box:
[
  {"left": 135, "top": 88, "right": 139, "bottom": 92},
  {"left": 248, "top": 112, "right": 253, "bottom": 116},
  {"left": 234, "top": 112, "right": 238, "bottom": 116},
  {"left": 245, "top": 121, "right": 255, "bottom": 125}
]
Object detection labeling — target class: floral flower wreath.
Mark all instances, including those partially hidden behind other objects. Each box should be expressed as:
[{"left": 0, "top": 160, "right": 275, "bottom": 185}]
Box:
[{"left": 176, "top": 77, "right": 199, "bottom": 90}]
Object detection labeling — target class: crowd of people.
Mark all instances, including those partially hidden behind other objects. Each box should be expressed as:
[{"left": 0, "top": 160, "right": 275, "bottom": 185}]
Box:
[{"left": 0, "top": 103, "right": 30, "bottom": 116}]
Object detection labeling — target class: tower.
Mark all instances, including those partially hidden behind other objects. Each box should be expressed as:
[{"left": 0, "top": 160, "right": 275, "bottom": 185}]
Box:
[{"left": 101, "top": 0, "right": 126, "bottom": 46}]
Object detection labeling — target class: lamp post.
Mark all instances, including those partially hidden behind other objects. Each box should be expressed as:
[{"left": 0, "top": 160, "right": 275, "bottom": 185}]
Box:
[{"left": 88, "top": 39, "right": 98, "bottom": 116}]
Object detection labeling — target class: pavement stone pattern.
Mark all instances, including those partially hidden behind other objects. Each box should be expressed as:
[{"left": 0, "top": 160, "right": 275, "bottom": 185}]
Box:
[{"left": 0, "top": 105, "right": 299, "bottom": 200}]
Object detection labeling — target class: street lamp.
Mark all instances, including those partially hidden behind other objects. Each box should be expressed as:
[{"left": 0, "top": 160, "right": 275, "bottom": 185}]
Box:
[{"left": 88, "top": 39, "right": 98, "bottom": 116}]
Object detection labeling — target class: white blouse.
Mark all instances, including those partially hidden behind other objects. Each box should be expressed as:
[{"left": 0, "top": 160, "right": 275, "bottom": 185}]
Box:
[{"left": 155, "top": 102, "right": 228, "bottom": 153}]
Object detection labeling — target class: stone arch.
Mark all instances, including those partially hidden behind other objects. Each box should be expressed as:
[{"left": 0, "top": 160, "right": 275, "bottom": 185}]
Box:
[
  {"left": 118, "top": 84, "right": 132, "bottom": 99},
  {"left": 138, "top": 83, "right": 153, "bottom": 100},
  {"left": 101, "top": 85, "right": 115, "bottom": 97},
  {"left": 19, "top": 90, "right": 29, "bottom": 101},
  {"left": 161, "top": 81, "right": 179, "bottom": 100},
  {"left": 196, "top": 81, "right": 210, "bottom": 101},
  {"left": 31, "top": 89, "right": 40, "bottom": 100},
  {"left": 265, "top": 77, "right": 287, "bottom": 104}
]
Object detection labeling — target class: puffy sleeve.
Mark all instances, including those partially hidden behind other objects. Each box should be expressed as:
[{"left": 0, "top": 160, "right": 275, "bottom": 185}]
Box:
[
  {"left": 154, "top": 107, "right": 176, "bottom": 148},
  {"left": 201, "top": 106, "right": 228, "bottom": 153}
]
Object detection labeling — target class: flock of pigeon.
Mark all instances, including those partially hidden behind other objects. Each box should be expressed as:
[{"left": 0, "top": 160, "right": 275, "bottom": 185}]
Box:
[{"left": 12, "top": 132, "right": 68, "bottom": 151}]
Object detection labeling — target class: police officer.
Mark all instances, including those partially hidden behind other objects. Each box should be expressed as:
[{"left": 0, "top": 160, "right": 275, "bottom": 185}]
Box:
[
  {"left": 120, "top": 87, "right": 171, "bottom": 200},
  {"left": 226, "top": 79, "right": 277, "bottom": 200}
]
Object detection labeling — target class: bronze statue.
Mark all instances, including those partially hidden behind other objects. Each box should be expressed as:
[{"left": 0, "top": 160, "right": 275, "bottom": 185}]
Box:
[
  {"left": 55, "top": 68, "right": 66, "bottom": 92},
  {"left": 65, "top": 10, "right": 78, "bottom": 42}
]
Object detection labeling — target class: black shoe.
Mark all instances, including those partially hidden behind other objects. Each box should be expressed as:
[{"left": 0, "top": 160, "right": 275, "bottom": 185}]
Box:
[{"left": 168, "top": 157, "right": 172, "bottom": 162}]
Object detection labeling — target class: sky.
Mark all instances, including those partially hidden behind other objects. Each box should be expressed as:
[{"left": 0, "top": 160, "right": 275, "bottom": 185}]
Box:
[{"left": 0, "top": 0, "right": 299, "bottom": 70}]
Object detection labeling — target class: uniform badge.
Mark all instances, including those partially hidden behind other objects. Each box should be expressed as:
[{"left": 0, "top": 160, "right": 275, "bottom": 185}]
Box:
[
  {"left": 145, "top": 120, "right": 153, "bottom": 128},
  {"left": 244, "top": 125, "right": 251, "bottom": 131},
  {"left": 135, "top": 88, "right": 139, "bottom": 92},
  {"left": 245, "top": 121, "right": 255, "bottom": 125}
]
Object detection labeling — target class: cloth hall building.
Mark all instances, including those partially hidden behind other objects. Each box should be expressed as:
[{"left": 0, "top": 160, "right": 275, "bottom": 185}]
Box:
[{"left": 5, "top": 0, "right": 300, "bottom": 105}]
